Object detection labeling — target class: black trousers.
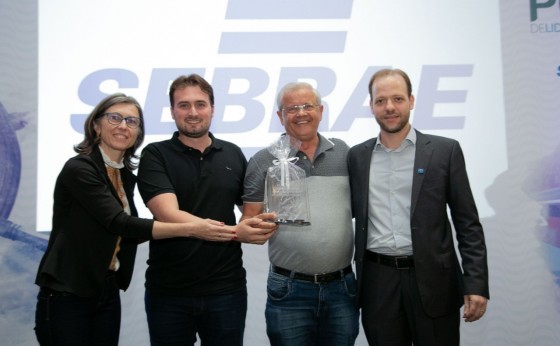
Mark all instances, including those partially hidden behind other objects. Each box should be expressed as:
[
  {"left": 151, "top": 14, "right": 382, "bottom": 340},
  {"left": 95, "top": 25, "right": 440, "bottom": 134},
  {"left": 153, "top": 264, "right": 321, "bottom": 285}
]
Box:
[
  {"left": 35, "top": 272, "right": 121, "bottom": 346},
  {"left": 360, "top": 260, "right": 459, "bottom": 346}
]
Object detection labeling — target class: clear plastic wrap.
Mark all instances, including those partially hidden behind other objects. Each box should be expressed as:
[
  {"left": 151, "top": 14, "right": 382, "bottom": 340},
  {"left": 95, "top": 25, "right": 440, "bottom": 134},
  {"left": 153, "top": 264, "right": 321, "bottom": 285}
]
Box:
[{"left": 264, "top": 135, "right": 311, "bottom": 226}]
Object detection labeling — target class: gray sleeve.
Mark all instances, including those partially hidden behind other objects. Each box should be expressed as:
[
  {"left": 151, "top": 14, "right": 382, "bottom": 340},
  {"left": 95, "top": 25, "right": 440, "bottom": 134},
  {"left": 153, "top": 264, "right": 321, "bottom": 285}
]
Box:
[{"left": 242, "top": 151, "right": 271, "bottom": 203}]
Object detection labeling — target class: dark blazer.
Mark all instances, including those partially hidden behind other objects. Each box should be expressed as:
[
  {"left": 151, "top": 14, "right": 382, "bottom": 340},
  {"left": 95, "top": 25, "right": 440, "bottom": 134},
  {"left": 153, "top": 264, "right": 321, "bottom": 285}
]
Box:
[
  {"left": 35, "top": 147, "right": 153, "bottom": 297},
  {"left": 348, "top": 130, "right": 489, "bottom": 318}
]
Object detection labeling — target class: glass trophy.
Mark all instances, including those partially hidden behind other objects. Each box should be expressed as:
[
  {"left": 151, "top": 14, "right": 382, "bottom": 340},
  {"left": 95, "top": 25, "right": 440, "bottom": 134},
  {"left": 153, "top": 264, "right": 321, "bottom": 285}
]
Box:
[{"left": 264, "top": 135, "right": 311, "bottom": 226}]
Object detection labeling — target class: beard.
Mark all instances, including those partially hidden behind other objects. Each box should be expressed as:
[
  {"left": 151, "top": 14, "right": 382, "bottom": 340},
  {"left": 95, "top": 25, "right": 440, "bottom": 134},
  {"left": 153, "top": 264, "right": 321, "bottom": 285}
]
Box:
[
  {"left": 178, "top": 119, "right": 210, "bottom": 139},
  {"left": 180, "top": 127, "right": 207, "bottom": 138},
  {"left": 376, "top": 112, "right": 410, "bottom": 134},
  {"left": 379, "top": 120, "right": 407, "bottom": 134}
]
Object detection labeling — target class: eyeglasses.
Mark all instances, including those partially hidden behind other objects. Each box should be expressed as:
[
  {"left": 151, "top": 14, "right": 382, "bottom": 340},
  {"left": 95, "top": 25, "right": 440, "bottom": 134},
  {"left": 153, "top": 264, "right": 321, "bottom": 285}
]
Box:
[
  {"left": 282, "top": 104, "right": 319, "bottom": 115},
  {"left": 103, "top": 112, "right": 142, "bottom": 129}
]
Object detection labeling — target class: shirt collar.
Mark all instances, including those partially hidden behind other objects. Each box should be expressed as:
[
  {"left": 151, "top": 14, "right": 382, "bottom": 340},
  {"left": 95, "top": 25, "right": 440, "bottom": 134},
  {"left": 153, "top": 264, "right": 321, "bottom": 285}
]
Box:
[
  {"left": 282, "top": 132, "right": 334, "bottom": 159},
  {"left": 99, "top": 146, "right": 125, "bottom": 169},
  {"left": 375, "top": 127, "right": 416, "bottom": 152},
  {"left": 171, "top": 131, "right": 221, "bottom": 153}
]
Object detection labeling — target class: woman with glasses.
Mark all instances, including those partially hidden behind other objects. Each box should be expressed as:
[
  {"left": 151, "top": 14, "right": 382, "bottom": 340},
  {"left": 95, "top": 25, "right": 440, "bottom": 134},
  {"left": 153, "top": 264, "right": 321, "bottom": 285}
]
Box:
[{"left": 33, "top": 93, "right": 243, "bottom": 345}]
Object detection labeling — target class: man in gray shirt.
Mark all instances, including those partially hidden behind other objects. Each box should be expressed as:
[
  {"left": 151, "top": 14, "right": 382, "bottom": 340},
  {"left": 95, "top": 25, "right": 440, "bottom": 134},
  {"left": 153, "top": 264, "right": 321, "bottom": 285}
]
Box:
[{"left": 242, "top": 82, "right": 359, "bottom": 346}]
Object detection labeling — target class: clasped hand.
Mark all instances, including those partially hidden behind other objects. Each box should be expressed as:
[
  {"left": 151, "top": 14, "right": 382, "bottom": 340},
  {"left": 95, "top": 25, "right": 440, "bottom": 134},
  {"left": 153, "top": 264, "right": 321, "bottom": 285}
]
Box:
[{"left": 234, "top": 212, "right": 278, "bottom": 244}]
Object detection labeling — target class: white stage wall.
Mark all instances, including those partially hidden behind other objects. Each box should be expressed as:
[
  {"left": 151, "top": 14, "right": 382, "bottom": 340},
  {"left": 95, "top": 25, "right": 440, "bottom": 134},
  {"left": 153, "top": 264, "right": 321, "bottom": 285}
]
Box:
[{"left": 1, "top": 0, "right": 559, "bottom": 345}]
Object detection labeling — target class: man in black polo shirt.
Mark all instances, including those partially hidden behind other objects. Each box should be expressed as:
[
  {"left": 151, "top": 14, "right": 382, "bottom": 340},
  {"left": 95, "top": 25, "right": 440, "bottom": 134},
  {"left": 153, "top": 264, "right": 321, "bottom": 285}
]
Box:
[{"left": 137, "top": 74, "right": 276, "bottom": 346}]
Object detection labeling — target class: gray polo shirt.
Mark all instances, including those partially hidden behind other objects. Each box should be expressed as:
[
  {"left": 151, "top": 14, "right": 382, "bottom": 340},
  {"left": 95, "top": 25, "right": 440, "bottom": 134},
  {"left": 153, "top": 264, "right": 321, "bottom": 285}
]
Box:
[{"left": 243, "top": 134, "right": 353, "bottom": 274}]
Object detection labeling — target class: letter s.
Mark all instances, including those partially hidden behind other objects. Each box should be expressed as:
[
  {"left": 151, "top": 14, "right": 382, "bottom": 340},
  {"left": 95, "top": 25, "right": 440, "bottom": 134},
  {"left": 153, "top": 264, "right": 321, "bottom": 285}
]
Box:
[{"left": 71, "top": 69, "right": 139, "bottom": 133}]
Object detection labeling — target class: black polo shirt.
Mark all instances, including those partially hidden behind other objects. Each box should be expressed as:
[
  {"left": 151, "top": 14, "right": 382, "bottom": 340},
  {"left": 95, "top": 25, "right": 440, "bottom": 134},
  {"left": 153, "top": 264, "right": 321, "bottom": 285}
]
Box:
[{"left": 137, "top": 131, "right": 247, "bottom": 296}]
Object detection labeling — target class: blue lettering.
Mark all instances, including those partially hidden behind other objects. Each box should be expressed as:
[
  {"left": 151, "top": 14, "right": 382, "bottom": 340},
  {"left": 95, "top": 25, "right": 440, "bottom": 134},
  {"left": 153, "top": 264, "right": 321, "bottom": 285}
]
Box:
[
  {"left": 331, "top": 66, "right": 389, "bottom": 131},
  {"left": 212, "top": 67, "right": 268, "bottom": 133},
  {"left": 531, "top": 22, "right": 560, "bottom": 32},
  {"left": 72, "top": 64, "right": 475, "bottom": 135},
  {"left": 71, "top": 69, "right": 139, "bottom": 132},
  {"left": 413, "top": 64, "right": 472, "bottom": 130},
  {"left": 143, "top": 68, "right": 205, "bottom": 134}
]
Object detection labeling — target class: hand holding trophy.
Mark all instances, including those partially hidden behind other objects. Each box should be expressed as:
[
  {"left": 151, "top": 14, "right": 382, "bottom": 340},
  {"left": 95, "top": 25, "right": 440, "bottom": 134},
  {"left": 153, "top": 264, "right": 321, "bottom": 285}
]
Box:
[{"left": 264, "top": 135, "right": 311, "bottom": 226}]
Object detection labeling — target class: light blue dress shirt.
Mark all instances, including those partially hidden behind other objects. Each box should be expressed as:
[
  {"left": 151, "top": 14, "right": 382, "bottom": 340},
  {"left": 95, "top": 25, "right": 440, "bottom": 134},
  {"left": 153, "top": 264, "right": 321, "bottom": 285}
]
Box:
[{"left": 366, "top": 129, "right": 416, "bottom": 256}]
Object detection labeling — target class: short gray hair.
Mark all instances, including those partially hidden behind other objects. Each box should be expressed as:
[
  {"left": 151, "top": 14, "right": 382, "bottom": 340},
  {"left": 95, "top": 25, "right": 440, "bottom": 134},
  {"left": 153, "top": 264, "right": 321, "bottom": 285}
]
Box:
[{"left": 276, "top": 82, "right": 322, "bottom": 111}]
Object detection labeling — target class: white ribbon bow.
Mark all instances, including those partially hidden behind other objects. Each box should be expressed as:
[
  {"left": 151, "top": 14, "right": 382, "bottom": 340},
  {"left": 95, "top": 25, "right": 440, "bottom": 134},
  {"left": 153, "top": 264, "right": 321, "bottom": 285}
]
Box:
[{"left": 272, "top": 156, "right": 299, "bottom": 187}]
